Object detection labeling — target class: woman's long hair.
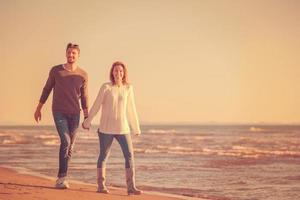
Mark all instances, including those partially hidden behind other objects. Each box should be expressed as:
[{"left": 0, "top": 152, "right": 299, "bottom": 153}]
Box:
[{"left": 110, "top": 61, "right": 129, "bottom": 85}]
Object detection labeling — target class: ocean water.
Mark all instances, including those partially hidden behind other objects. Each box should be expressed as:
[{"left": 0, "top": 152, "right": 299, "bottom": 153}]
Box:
[{"left": 0, "top": 125, "right": 300, "bottom": 200}]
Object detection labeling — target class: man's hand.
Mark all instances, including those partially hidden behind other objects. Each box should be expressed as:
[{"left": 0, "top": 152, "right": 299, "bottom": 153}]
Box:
[
  {"left": 82, "top": 121, "right": 90, "bottom": 130},
  {"left": 34, "top": 109, "right": 41, "bottom": 122},
  {"left": 34, "top": 103, "right": 43, "bottom": 123}
]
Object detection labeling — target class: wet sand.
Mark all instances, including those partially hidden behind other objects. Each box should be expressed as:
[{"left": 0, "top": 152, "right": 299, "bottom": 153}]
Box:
[{"left": 0, "top": 167, "right": 195, "bottom": 200}]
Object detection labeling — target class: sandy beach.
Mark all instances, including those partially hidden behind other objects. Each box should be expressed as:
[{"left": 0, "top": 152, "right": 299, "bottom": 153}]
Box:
[{"left": 0, "top": 167, "right": 197, "bottom": 200}]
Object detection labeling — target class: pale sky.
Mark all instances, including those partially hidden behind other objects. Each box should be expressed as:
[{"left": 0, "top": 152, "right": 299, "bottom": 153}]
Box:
[{"left": 0, "top": 0, "right": 299, "bottom": 125}]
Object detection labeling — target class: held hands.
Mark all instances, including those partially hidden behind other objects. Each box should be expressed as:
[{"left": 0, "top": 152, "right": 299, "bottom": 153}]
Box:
[
  {"left": 82, "top": 118, "right": 90, "bottom": 131},
  {"left": 134, "top": 132, "right": 141, "bottom": 137}
]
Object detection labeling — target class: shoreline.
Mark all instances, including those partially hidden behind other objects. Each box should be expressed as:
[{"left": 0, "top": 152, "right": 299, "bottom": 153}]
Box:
[{"left": 0, "top": 165, "right": 204, "bottom": 200}]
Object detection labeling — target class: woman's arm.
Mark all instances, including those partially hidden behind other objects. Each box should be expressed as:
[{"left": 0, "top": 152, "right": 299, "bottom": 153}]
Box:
[
  {"left": 83, "top": 83, "right": 107, "bottom": 129},
  {"left": 127, "top": 85, "right": 141, "bottom": 135}
]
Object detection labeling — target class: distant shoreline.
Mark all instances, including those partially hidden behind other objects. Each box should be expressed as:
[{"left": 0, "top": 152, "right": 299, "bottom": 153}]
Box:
[{"left": 1, "top": 123, "right": 300, "bottom": 128}]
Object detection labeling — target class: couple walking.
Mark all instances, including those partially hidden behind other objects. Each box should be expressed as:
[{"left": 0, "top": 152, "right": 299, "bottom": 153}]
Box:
[{"left": 34, "top": 43, "right": 142, "bottom": 195}]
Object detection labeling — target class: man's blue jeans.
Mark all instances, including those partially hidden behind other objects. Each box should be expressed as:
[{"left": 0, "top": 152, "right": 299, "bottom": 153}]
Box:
[
  {"left": 97, "top": 131, "right": 135, "bottom": 169},
  {"left": 53, "top": 112, "right": 80, "bottom": 178}
]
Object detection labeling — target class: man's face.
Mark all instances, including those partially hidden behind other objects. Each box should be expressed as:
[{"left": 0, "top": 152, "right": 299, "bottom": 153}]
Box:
[{"left": 66, "top": 48, "right": 79, "bottom": 64}]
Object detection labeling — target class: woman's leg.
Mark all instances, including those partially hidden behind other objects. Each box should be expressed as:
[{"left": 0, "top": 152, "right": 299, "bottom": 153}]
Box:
[
  {"left": 97, "top": 132, "right": 114, "bottom": 193},
  {"left": 115, "top": 134, "right": 134, "bottom": 168},
  {"left": 115, "top": 134, "right": 142, "bottom": 195},
  {"left": 97, "top": 132, "right": 114, "bottom": 168}
]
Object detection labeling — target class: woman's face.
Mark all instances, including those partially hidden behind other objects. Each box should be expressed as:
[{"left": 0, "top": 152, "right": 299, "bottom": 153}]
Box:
[{"left": 113, "top": 65, "right": 124, "bottom": 83}]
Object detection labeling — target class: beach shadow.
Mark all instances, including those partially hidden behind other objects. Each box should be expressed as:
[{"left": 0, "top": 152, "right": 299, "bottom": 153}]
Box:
[
  {"left": 0, "top": 182, "right": 130, "bottom": 197},
  {"left": 0, "top": 182, "right": 56, "bottom": 190},
  {"left": 0, "top": 192, "right": 11, "bottom": 195}
]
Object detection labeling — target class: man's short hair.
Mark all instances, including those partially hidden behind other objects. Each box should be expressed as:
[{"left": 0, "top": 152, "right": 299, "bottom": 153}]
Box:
[{"left": 66, "top": 43, "right": 80, "bottom": 53}]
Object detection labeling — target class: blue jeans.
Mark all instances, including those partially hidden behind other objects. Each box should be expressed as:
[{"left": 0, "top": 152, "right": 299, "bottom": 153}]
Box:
[
  {"left": 53, "top": 112, "right": 80, "bottom": 178},
  {"left": 97, "top": 130, "right": 134, "bottom": 169}
]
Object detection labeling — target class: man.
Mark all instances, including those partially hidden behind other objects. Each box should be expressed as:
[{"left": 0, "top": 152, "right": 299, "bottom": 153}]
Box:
[{"left": 34, "top": 43, "right": 88, "bottom": 189}]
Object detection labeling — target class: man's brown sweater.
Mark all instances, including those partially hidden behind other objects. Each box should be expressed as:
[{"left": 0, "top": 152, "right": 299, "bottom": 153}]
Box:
[{"left": 39, "top": 64, "right": 88, "bottom": 114}]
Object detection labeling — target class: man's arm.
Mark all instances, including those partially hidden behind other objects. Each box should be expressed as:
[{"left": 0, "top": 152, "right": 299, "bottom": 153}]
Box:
[
  {"left": 80, "top": 73, "right": 89, "bottom": 119},
  {"left": 34, "top": 67, "right": 55, "bottom": 123},
  {"left": 83, "top": 108, "right": 88, "bottom": 119},
  {"left": 34, "top": 103, "right": 44, "bottom": 123}
]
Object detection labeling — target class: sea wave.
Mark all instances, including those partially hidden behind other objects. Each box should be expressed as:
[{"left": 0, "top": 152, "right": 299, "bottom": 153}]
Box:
[
  {"left": 232, "top": 145, "right": 300, "bottom": 157},
  {"left": 135, "top": 145, "right": 300, "bottom": 158},
  {"left": 146, "top": 129, "right": 180, "bottom": 134},
  {"left": 249, "top": 127, "right": 265, "bottom": 132},
  {"left": 34, "top": 135, "right": 57, "bottom": 139},
  {"left": 78, "top": 135, "right": 98, "bottom": 140},
  {"left": 42, "top": 140, "right": 59, "bottom": 146},
  {"left": 1, "top": 136, "right": 30, "bottom": 144}
]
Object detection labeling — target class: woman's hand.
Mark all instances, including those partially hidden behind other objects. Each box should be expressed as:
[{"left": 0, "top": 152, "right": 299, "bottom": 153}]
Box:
[{"left": 82, "top": 120, "right": 90, "bottom": 130}]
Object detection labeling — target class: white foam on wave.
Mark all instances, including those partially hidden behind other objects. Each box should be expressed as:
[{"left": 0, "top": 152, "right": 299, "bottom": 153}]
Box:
[
  {"left": 42, "top": 140, "right": 59, "bottom": 146},
  {"left": 147, "top": 129, "right": 179, "bottom": 134},
  {"left": 135, "top": 148, "right": 162, "bottom": 153},
  {"left": 2, "top": 139, "right": 16, "bottom": 144},
  {"left": 169, "top": 146, "right": 194, "bottom": 151},
  {"left": 2, "top": 135, "right": 30, "bottom": 144},
  {"left": 135, "top": 145, "right": 201, "bottom": 155},
  {"left": 194, "top": 136, "right": 205, "bottom": 140},
  {"left": 201, "top": 147, "right": 258, "bottom": 158},
  {"left": 78, "top": 135, "right": 98, "bottom": 140},
  {"left": 34, "top": 135, "right": 57, "bottom": 139},
  {"left": 202, "top": 145, "right": 300, "bottom": 158},
  {"left": 136, "top": 143, "right": 300, "bottom": 158},
  {"left": 249, "top": 127, "right": 265, "bottom": 132},
  {"left": 232, "top": 145, "right": 300, "bottom": 157}
]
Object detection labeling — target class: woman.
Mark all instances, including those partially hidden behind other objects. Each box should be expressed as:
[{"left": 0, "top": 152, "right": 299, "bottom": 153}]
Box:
[{"left": 82, "top": 61, "right": 142, "bottom": 195}]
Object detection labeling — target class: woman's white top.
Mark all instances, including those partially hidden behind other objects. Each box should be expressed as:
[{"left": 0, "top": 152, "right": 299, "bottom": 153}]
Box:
[{"left": 83, "top": 82, "right": 141, "bottom": 135}]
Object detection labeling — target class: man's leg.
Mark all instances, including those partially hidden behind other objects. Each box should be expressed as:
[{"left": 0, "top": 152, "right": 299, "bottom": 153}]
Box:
[
  {"left": 53, "top": 112, "right": 71, "bottom": 178},
  {"left": 66, "top": 113, "right": 80, "bottom": 158},
  {"left": 53, "top": 112, "right": 73, "bottom": 189}
]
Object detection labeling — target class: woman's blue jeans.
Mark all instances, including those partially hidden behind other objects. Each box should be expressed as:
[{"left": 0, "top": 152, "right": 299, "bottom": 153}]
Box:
[
  {"left": 97, "top": 131, "right": 134, "bottom": 169},
  {"left": 53, "top": 112, "right": 80, "bottom": 178}
]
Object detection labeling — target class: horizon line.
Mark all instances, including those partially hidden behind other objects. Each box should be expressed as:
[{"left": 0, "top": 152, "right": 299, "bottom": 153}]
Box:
[{"left": 1, "top": 122, "right": 300, "bottom": 127}]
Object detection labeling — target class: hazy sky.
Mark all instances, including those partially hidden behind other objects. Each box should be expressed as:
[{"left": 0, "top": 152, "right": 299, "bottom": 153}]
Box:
[{"left": 1, "top": 0, "right": 299, "bottom": 125}]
